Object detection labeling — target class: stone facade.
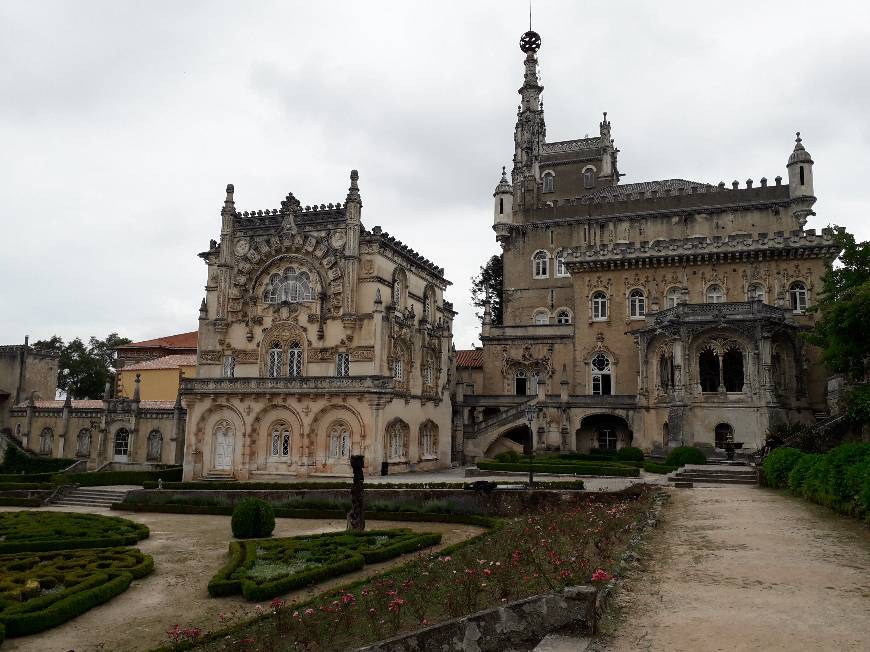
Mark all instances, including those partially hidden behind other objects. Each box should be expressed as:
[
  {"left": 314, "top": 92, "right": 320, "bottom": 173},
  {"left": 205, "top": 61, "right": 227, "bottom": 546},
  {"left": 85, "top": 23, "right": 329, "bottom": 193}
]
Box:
[
  {"left": 182, "top": 171, "right": 454, "bottom": 480},
  {"left": 457, "top": 30, "right": 839, "bottom": 460},
  {"left": 0, "top": 339, "right": 59, "bottom": 430}
]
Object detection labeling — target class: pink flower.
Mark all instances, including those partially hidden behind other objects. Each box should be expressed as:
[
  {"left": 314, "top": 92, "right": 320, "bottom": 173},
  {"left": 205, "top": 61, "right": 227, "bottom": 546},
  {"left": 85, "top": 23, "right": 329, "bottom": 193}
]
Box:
[
  {"left": 304, "top": 608, "right": 315, "bottom": 617},
  {"left": 591, "top": 569, "right": 613, "bottom": 583},
  {"left": 388, "top": 597, "right": 406, "bottom": 613},
  {"left": 270, "top": 597, "right": 284, "bottom": 610},
  {"left": 340, "top": 593, "right": 356, "bottom": 605}
]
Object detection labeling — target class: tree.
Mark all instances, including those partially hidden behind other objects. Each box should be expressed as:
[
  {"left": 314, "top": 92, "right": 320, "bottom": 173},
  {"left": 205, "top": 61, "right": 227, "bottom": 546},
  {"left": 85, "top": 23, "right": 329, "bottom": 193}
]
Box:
[
  {"left": 805, "top": 229, "right": 870, "bottom": 381},
  {"left": 32, "top": 333, "right": 132, "bottom": 399},
  {"left": 470, "top": 254, "right": 504, "bottom": 325}
]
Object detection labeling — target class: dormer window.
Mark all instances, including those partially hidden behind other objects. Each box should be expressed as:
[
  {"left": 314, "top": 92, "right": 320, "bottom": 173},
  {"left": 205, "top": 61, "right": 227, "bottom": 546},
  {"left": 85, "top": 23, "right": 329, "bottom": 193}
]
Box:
[
  {"left": 542, "top": 172, "right": 554, "bottom": 193},
  {"left": 583, "top": 170, "right": 595, "bottom": 189}
]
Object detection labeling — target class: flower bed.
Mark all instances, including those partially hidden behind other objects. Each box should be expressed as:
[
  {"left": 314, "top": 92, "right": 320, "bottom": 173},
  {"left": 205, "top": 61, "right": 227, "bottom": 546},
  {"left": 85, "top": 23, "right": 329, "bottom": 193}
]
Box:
[
  {"left": 0, "top": 511, "right": 149, "bottom": 553},
  {"left": 476, "top": 461, "right": 640, "bottom": 477},
  {"left": 208, "top": 529, "right": 442, "bottom": 601},
  {"left": 160, "top": 486, "right": 656, "bottom": 651},
  {"left": 0, "top": 546, "right": 153, "bottom": 639}
]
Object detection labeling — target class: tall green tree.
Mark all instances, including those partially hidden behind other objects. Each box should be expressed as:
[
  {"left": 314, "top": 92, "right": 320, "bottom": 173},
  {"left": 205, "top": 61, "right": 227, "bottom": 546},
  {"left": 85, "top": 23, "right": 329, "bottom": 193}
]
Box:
[
  {"left": 470, "top": 254, "right": 504, "bottom": 325},
  {"left": 32, "top": 333, "right": 132, "bottom": 399},
  {"left": 805, "top": 228, "right": 870, "bottom": 381}
]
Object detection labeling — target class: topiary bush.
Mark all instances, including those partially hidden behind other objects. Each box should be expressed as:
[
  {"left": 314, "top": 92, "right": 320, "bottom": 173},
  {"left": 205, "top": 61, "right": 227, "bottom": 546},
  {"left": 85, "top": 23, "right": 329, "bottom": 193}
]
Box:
[
  {"left": 665, "top": 446, "right": 707, "bottom": 467},
  {"left": 762, "top": 447, "right": 804, "bottom": 488},
  {"left": 493, "top": 450, "right": 522, "bottom": 463},
  {"left": 231, "top": 499, "right": 275, "bottom": 539},
  {"left": 616, "top": 446, "right": 644, "bottom": 462}
]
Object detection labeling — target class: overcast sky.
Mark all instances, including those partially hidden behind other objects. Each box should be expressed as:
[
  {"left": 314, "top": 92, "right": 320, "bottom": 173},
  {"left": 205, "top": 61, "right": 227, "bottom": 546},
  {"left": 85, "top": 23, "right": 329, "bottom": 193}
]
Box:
[{"left": 1, "top": 1, "right": 868, "bottom": 350}]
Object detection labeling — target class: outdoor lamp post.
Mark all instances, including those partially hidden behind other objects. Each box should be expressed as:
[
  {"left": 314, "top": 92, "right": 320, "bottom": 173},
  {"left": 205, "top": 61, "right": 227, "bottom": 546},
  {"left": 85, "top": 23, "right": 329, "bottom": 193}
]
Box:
[{"left": 524, "top": 405, "right": 537, "bottom": 489}]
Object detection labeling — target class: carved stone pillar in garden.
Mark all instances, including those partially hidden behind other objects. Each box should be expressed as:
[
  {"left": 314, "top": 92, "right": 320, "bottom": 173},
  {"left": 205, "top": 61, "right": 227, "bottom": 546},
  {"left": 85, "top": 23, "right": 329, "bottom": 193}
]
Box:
[{"left": 347, "top": 454, "right": 365, "bottom": 531}]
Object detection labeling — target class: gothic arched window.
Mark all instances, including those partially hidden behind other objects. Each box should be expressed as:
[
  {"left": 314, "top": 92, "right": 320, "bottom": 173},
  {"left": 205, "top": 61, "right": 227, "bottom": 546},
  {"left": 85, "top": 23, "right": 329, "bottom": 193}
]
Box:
[
  {"left": 270, "top": 424, "right": 291, "bottom": 458},
  {"left": 722, "top": 349, "right": 744, "bottom": 392},
  {"left": 288, "top": 342, "right": 303, "bottom": 377},
  {"left": 583, "top": 169, "right": 595, "bottom": 189},
  {"left": 592, "top": 291, "right": 608, "bottom": 320},
  {"left": 328, "top": 421, "right": 351, "bottom": 459},
  {"left": 268, "top": 342, "right": 283, "bottom": 378},
  {"left": 392, "top": 267, "right": 406, "bottom": 308},
  {"left": 706, "top": 284, "right": 725, "bottom": 304},
  {"left": 114, "top": 429, "right": 130, "bottom": 458},
  {"left": 146, "top": 429, "right": 163, "bottom": 461},
  {"left": 747, "top": 283, "right": 766, "bottom": 303},
  {"left": 39, "top": 427, "right": 53, "bottom": 455},
  {"left": 666, "top": 287, "right": 682, "bottom": 309},
  {"left": 515, "top": 369, "right": 528, "bottom": 396},
  {"left": 542, "top": 172, "right": 554, "bottom": 193},
  {"left": 263, "top": 266, "right": 317, "bottom": 304},
  {"left": 591, "top": 353, "right": 612, "bottom": 395},
  {"left": 790, "top": 281, "right": 808, "bottom": 312},
  {"left": 419, "top": 421, "right": 438, "bottom": 459},
  {"left": 76, "top": 428, "right": 91, "bottom": 457},
  {"left": 629, "top": 289, "right": 646, "bottom": 318},
  {"left": 699, "top": 349, "right": 720, "bottom": 393},
  {"left": 533, "top": 251, "right": 549, "bottom": 278},
  {"left": 386, "top": 420, "right": 409, "bottom": 461},
  {"left": 556, "top": 309, "right": 571, "bottom": 325},
  {"left": 533, "top": 309, "right": 549, "bottom": 325}
]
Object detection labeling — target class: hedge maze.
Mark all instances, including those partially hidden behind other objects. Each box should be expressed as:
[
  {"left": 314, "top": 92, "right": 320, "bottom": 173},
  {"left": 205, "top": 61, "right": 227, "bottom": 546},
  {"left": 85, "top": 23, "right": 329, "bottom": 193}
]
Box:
[
  {"left": 0, "top": 512, "right": 153, "bottom": 643},
  {"left": 209, "top": 528, "right": 441, "bottom": 601}
]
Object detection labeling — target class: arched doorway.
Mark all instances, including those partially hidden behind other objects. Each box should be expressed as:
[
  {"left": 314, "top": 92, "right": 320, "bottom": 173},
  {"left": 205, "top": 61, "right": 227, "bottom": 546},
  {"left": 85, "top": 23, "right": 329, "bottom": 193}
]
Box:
[
  {"left": 715, "top": 423, "right": 734, "bottom": 448},
  {"left": 212, "top": 420, "right": 235, "bottom": 471},
  {"left": 113, "top": 429, "right": 130, "bottom": 463},
  {"left": 576, "top": 414, "right": 630, "bottom": 453},
  {"left": 484, "top": 424, "right": 532, "bottom": 458}
]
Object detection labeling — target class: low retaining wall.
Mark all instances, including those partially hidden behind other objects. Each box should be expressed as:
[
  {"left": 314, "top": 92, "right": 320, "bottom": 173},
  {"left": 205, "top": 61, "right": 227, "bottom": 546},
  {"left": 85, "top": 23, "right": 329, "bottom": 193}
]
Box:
[
  {"left": 122, "top": 486, "right": 644, "bottom": 517},
  {"left": 357, "top": 586, "right": 597, "bottom": 651}
]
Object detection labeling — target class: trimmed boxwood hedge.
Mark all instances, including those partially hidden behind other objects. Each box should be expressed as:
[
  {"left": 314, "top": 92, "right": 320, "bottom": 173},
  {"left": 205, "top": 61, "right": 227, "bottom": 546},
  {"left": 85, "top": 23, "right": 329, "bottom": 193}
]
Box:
[
  {"left": 54, "top": 466, "right": 183, "bottom": 487},
  {"left": 208, "top": 529, "right": 441, "bottom": 601},
  {"left": 0, "top": 511, "right": 149, "bottom": 553},
  {"left": 0, "top": 473, "right": 55, "bottom": 483},
  {"left": 231, "top": 499, "right": 275, "bottom": 538},
  {"left": 643, "top": 461, "right": 678, "bottom": 475},
  {"left": 665, "top": 446, "right": 707, "bottom": 467},
  {"left": 783, "top": 443, "right": 870, "bottom": 521},
  {"left": 0, "top": 482, "right": 55, "bottom": 491},
  {"left": 0, "top": 497, "right": 43, "bottom": 507},
  {"left": 476, "top": 461, "right": 639, "bottom": 477},
  {"left": 762, "top": 447, "right": 805, "bottom": 488},
  {"left": 615, "top": 447, "right": 645, "bottom": 462},
  {"left": 0, "top": 446, "right": 74, "bottom": 474},
  {"left": 140, "top": 480, "right": 523, "bottom": 490},
  {"left": 0, "top": 547, "right": 153, "bottom": 638}
]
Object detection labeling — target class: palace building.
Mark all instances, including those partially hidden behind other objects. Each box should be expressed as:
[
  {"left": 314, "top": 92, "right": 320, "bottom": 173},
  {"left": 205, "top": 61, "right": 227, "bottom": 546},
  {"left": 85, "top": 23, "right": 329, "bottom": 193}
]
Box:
[
  {"left": 455, "top": 29, "right": 839, "bottom": 461},
  {"left": 180, "top": 172, "right": 454, "bottom": 480}
]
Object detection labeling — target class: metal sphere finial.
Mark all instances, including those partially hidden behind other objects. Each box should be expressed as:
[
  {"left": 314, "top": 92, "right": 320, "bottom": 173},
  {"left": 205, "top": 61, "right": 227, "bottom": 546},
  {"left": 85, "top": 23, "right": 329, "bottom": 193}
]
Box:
[{"left": 520, "top": 30, "right": 541, "bottom": 54}]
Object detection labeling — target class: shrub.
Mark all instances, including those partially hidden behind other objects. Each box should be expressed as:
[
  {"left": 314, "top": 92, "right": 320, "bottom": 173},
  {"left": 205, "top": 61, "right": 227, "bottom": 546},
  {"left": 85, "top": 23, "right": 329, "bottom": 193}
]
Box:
[
  {"left": 477, "top": 461, "right": 639, "bottom": 477},
  {"left": 788, "top": 453, "right": 822, "bottom": 495},
  {"left": 762, "top": 447, "right": 804, "bottom": 488},
  {"left": 616, "top": 447, "right": 645, "bottom": 462},
  {"left": 231, "top": 499, "right": 275, "bottom": 539},
  {"left": 494, "top": 450, "right": 522, "bottom": 463},
  {"left": 56, "top": 467, "right": 182, "bottom": 487},
  {"left": 0, "top": 511, "right": 149, "bottom": 553},
  {"left": 0, "top": 446, "right": 74, "bottom": 474},
  {"left": 665, "top": 446, "right": 707, "bottom": 467},
  {"left": 643, "top": 461, "right": 677, "bottom": 475}
]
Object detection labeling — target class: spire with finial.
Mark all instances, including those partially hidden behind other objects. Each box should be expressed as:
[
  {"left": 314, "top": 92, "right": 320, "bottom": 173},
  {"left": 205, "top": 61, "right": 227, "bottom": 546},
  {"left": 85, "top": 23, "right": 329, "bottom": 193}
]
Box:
[
  {"left": 788, "top": 131, "right": 813, "bottom": 166},
  {"left": 346, "top": 169, "right": 361, "bottom": 205},
  {"left": 132, "top": 373, "right": 141, "bottom": 402}
]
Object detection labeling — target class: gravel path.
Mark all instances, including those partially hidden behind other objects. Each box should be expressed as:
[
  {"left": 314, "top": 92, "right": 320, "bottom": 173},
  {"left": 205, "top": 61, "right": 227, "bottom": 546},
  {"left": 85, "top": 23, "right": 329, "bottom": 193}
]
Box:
[
  {"left": 1, "top": 505, "right": 484, "bottom": 652},
  {"left": 595, "top": 485, "right": 870, "bottom": 652}
]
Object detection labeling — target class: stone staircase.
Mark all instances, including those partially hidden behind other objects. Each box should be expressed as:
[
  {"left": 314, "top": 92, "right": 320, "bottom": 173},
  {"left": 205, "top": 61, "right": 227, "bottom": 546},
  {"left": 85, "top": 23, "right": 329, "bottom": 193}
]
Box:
[
  {"left": 52, "top": 487, "right": 129, "bottom": 509},
  {"left": 669, "top": 464, "right": 758, "bottom": 486}
]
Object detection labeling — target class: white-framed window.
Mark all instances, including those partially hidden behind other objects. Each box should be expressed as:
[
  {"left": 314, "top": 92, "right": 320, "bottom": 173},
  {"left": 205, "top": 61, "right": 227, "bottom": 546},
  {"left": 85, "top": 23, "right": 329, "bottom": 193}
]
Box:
[
  {"left": 270, "top": 425, "right": 291, "bottom": 458},
  {"left": 583, "top": 169, "right": 595, "bottom": 189},
  {"left": 790, "top": 281, "right": 808, "bottom": 312},
  {"left": 336, "top": 352, "right": 350, "bottom": 377},
  {"left": 629, "top": 289, "right": 646, "bottom": 318},
  {"left": 263, "top": 266, "right": 317, "bottom": 304},
  {"left": 748, "top": 283, "right": 766, "bottom": 303},
  {"left": 706, "top": 284, "right": 725, "bottom": 304},
  {"left": 222, "top": 354, "right": 236, "bottom": 378},
  {"left": 288, "top": 344, "right": 303, "bottom": 377},
  {"left": 419, "top": 421, "right": 438, "bottom": 459},
  {"left": 555, "top": 254, "right": 568, "bottom": 277},
  {"left": 542, "top": 172, "right": 554, "bottom": 193},
  {"left": 268, "top": 343, "right": 283, "bottom": 378},
  {"left": 39, "top": 427, "right": 53, "bottom": 455},
  {"left": 114, "top": 429, "right": 130, "bottom": 457},
  {"left": 515, "top": 369, "right": 528, "bottom": 395},
  {"left": 596, "top": 428, "right": 617, "bottom": 450},
  {"left": 146, "top": 429, "right": 163, "bottom": 461},
  {"left": 533, "top": 251, "right": 549, "bottom": 278},
  {"left": 556, "top": 309, "right": 571, "bottom": 325},
  {"left": 533, "top": 310, "right": 549, "bottom": 325},
  {"left": 328, "top": 421, "right": 351, "bottom": 459},
  {"left": 591, "top": 353, "right": 612, "bottom": 396},
  {"left": 392, "top": 357, "right": 404, "bottom": 382},
  {"left": 666, "top": 287, "right": 682, "bottom": 309},
  {"left": 592, "top": 291, "right": 608, "bottom": 320}
]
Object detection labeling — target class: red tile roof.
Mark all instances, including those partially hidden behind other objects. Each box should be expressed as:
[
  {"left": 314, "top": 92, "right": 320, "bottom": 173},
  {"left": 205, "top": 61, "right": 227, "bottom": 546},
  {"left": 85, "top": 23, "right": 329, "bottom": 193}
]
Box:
[
  {"left": 455, "top": 349, "right": 484, "bottom": 368},
  {"left": 117, "top": 331, "right": 198, "bottom": 350},
  {"left": 122, "top": 354, "right": 197, "bottom": 371},
  {"left": 15, "top": 399, "right": 177, "bottom": 410}
]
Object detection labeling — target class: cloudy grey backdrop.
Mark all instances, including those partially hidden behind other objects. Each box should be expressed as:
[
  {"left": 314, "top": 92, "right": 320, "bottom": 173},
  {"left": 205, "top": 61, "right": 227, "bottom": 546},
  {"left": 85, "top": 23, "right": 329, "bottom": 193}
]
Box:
[{"left": 1, "top": 0, "right": 868, "bottom": 349}]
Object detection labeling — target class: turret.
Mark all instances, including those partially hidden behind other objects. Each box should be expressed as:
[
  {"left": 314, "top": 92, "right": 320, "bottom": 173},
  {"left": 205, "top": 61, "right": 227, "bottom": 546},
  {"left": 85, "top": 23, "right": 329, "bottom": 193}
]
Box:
[
  {"left": 493, "top": 167, "right": 513, "bottom": 225},
  {"left": 786, "top": 132, "right": 816, "bottom": 227},
  {"left": 787, "top": 132, "right": 814, "bottom": 198}
]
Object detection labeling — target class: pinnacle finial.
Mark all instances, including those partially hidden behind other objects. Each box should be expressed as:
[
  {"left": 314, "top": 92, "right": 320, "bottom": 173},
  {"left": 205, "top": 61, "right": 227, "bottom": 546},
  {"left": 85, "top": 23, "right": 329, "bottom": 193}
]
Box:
[
  {"left": 796, "top": 131, "right": 801, "bottom": 143},
  {"left": 350, "top": 169, "right": 359, "bottom": 189}
]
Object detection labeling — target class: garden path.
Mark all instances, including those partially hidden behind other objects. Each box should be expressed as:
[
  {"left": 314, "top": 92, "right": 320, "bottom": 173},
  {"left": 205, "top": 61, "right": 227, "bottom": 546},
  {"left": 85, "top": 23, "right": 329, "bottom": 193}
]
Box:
[
  {"left": 0, "top": 505, "right": 484, "bottom": 652},
  {"left": 594, "top": 485, "right": 870, "bottom": 652}
]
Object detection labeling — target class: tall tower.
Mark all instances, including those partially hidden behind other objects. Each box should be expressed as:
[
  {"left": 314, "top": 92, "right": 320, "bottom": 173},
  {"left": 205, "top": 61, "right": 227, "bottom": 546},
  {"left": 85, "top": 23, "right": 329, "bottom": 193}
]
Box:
[
  {"left": 512, "top": 29, "right": 546, "bottom": 210},
  {"left": 787, "top": 132, "right": 816, "bottom": 227}
]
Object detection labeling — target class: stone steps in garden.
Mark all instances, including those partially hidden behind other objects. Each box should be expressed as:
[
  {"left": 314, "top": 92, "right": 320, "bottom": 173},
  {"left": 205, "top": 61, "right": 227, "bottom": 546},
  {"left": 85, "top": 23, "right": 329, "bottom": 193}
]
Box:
[
  {"left": 669, "top": 465, "right": 758, "bottom": 485},
  {"left": 53, "top": 488, "right": 128, "bottom": 508}
]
